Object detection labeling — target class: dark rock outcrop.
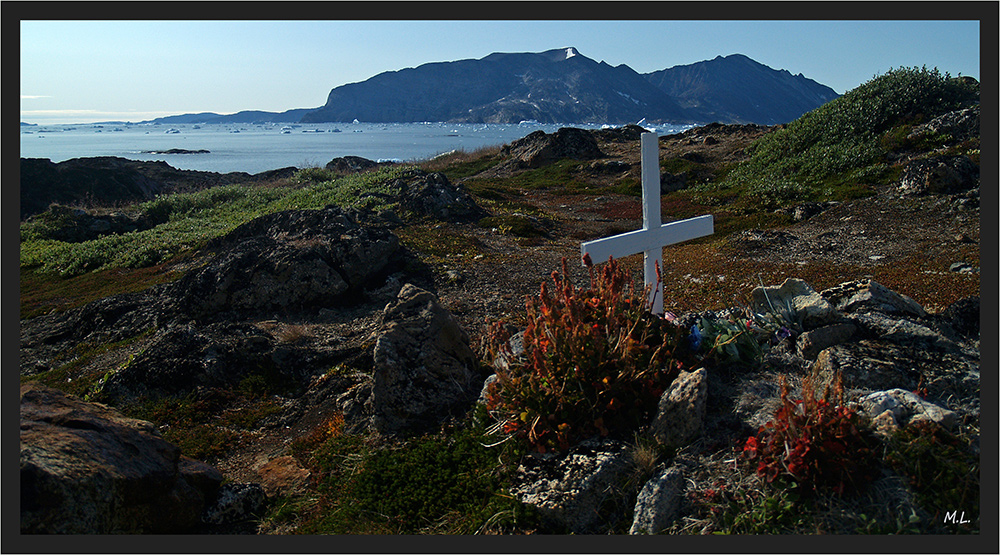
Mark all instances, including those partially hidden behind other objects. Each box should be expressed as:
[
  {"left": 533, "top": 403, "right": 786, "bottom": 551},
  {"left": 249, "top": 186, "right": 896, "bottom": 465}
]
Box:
[
  {"left": 497, "top": 127, "right": 603, "bottom": 170},
  {"left": 325, "top": 155, "right": 382, "bottom": 174},
  {"left": 20, "top": 383, "right": 223, "bottom": 534},
  {"left": 381, "top": 169, "right": 487, "bottom": 222},
  {"left": 20, "top": 156, "right": 297, "bottom": 220},
  {"left": 175, "top": 206, "right": 407, "bottom": 318},
  {"left": 898, "top": 155, "right": 979, "bottom": 197}
]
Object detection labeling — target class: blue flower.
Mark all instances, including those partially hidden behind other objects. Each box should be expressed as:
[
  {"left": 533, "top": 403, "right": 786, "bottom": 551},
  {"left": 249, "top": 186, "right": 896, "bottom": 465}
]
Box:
[{"left": 688, "top": 325, "right": 702, "bottom": 351}]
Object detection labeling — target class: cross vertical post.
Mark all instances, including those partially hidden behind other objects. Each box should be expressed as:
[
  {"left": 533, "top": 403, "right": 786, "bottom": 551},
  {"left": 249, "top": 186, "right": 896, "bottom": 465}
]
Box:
[
  {"left": 640, "top": 131, "right": 664, "bottom": 314},
  {"left": 581, "top": 132, "right": 714, "bottom": 315}
]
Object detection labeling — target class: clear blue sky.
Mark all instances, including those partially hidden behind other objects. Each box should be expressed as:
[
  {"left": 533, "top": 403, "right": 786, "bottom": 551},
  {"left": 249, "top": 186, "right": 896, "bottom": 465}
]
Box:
[{"left": 19, "top": 16, "right": 984, "bottom": 125}]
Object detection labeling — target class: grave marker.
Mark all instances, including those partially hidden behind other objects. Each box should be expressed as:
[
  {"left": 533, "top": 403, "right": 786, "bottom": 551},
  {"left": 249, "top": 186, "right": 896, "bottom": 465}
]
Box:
[{"left": 581, "top": 132, "right": 714, "bottom": 314}]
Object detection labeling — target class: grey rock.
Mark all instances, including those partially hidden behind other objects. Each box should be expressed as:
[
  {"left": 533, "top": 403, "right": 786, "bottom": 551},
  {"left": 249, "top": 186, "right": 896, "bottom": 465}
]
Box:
[
  {"left": 325, "top": 155, "right": 380, "bottom": 174},
  {"left": 942, "top": 296, "right": 979, "bottom": 338},
  {"left": 860, "top": 389, "right": 959, "bottom": 431},
  {"left": 511, "top": 439, "right": 630, "bottom": 533},
  {"left": 173, "top": 206, "right": 404, "bottom": 317},
  {"left": 949, "top": 261, "right": 976, "bottom": 273},
  {"left": 370, "top": 284, "right": 480, "bottom": 433},
  {"left": 751, "top": 278, "right": 842, "bottom": 330},
  {"left": 386, "top": 169, "right": 486, "bottom": 222},
  {"left": 20, "top": 383, "right": 222, "bottom": 534},
  {"left": 629, "top": 465, "right": 685, "bottom": 534},
  {"left": 850, "top": 313, "right": 959, "bottom": 352},
  {"left": 650, "top": 368, "right": 709, "bottom": 449},
  {"left": 796, "top": 322, "right": 857, "bottom": 360}
]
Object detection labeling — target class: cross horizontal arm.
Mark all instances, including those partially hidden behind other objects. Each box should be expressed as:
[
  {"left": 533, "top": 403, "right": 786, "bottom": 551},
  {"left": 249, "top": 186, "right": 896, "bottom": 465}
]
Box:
[{"left": 580, "top": 214, "right": 714, "bottom": 263}]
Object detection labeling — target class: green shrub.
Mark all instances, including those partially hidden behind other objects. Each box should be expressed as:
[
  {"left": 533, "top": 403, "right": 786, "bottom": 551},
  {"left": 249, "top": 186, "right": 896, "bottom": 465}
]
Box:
[
  {"left": 710, "top": 66, "right": 979, "bottom": 208},
  {"left": 485, "top": 256, "right": 695, "bottom": 453},
  {"left": 884, "top": 420, "right": 980, "bottom": 529},
  {"left": 297, "top": 417, "right": 537, "bottom": 534}
]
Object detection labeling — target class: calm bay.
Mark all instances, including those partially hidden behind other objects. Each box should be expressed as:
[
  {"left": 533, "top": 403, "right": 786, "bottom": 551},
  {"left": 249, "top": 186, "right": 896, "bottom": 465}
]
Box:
[{"left": 20, "top": 121, "right": 693, "bottom": 175}]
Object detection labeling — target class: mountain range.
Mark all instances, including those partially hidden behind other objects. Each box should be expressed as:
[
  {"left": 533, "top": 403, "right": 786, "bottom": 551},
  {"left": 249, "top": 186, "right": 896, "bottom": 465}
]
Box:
[{"left": 149, "top": 48, "right": 840, "bottom": 126}]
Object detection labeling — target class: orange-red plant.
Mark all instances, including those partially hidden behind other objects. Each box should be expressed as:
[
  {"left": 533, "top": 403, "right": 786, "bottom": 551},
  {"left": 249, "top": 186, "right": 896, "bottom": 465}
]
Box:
[
  {"left": 485, "top": 255, "right": 693, "bottom": 453},
  {"left": 742, "top": 372, "right": 879, "bottom": 495}
]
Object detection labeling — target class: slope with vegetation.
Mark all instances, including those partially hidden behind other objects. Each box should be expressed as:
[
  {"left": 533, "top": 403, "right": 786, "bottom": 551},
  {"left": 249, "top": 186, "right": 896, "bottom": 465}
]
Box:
[{"left": 19, "top": 67, "right": 980, "bottom": 536}]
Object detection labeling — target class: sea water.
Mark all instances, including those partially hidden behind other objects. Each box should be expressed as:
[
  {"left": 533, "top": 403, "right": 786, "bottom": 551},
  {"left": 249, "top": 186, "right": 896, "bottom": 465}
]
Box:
[{"left": 19, "top": 121, "right": 693, "bottom": 175}]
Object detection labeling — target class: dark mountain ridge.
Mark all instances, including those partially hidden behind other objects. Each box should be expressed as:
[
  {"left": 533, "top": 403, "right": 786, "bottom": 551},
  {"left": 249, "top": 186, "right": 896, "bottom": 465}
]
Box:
[
  {"left": 301, "top": 48, "right": 839, "bottom": 125},
  {"left": 142, "top": 49, "right": 839, "bottom": 127}
]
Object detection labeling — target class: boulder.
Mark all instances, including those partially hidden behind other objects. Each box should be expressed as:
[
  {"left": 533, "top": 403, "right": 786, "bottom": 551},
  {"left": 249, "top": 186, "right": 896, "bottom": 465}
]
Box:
[
  {"left": 325, "top": 155, "right": 380, "bottom": 174},
  {"left": 20, "top": 383, "right": 223, "bottom": 534},
  {"left": 370, "top": 284, "right": 480, "bottom": 434},
  {"left": 898, "top": 155, "right": 979, "bottom": 197},
  {"left": 820, "top": 279, "right": 927, "bottom": 318},
  {"left": 629, "top": 465, "right": 686, "bottom": 534},
  {"left": 907, "top": 105, "right": 980, "bottom": 145},
  {"left": 942, "top": 296, "right": 980, "bottom": 338},
  {"left": 859, "top": 389, "right": 959, "bottom": 432},
  {"left": 384, "top": 169, "right": 486, "bottom": 222},
  {"left": 751, "top": 278, "right": 842, "bottom": 330},
  {"left": 510, "top": 439, "right": 631, "bottom": 533},
  {"left": 201, "top": 482, "right": 267, "bottom": 527},
  {"left": 650, "top": 368, "right": 709, "bottom": 449}
]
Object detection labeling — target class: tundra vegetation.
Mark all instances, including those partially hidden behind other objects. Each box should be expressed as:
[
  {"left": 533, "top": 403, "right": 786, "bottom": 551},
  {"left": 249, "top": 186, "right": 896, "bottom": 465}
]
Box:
[{"left": 19, "top": 67, "right": 980, "bottom": 535}]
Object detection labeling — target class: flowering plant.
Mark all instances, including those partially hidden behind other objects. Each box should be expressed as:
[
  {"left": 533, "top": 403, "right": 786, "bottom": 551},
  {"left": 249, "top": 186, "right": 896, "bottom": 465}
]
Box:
[{"left": 484, "top": 255, "right": 694, "bottom": 453}]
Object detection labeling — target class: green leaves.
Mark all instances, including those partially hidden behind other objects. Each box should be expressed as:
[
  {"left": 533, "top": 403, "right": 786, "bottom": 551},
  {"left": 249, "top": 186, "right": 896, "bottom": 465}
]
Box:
[{"left": 705, "top": 66, "right": 979, "bottom": 210}]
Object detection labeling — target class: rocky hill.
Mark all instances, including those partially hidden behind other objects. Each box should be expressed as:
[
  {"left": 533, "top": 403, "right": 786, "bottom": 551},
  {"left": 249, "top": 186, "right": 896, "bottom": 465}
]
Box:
[
  {"left": 18, "top": 72, "right": 981, "bottom": 539},
  {"left": 644, "top": 54, "right": 840, "bottom": 125},
  {"left": 300, "top": 48, "right": 836, "bottom": 125}
]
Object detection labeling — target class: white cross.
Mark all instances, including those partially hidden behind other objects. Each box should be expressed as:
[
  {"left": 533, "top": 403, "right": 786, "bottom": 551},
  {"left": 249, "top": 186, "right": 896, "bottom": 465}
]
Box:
[{"left": 581, "top": 132, "right": 714, "bottom": 314}]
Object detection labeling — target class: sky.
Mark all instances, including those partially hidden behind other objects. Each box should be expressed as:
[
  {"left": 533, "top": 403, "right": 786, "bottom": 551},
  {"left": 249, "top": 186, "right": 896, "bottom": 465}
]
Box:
[{"left": 18, "top": 12, "right": 986, "bottom": 125}]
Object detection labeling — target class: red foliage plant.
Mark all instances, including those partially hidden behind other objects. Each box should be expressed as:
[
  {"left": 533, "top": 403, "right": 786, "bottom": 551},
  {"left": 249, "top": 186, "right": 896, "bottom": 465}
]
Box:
[
  {"left": 485, "top": 255, "right": 694, "bottom": 453},
  {"left": 742, "top": 371, "right": 880, "bottom": 495}
]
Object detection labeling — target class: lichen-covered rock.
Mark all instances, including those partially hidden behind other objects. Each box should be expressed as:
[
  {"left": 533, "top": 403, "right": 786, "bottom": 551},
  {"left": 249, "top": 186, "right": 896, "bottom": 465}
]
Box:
[
  {"left": 510, "top": 438, "right": 630, "bottom": 533},
  {"left": 201, "top": 482, "right": 266, "bottom": 526},
  {"left": 820, "top": 279, "right": 927, "bottom": 318},
  {"left": 898, "top": 155, "right": 979, "bottom": 197},
  {"left": 630, "top": 465, "right": 685, "bottom": 534},
  {"left": 370, "top": 284, "right": 480, "bottom": 434},
  {"left": 173, "top": 206, "right": 404, "bottom": 317},
  {"left": 650, "top": 368, "right": 709, "bottom": 449},
  {"left": 20, "top": 383, "right": 222, "bottom": 534}
]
